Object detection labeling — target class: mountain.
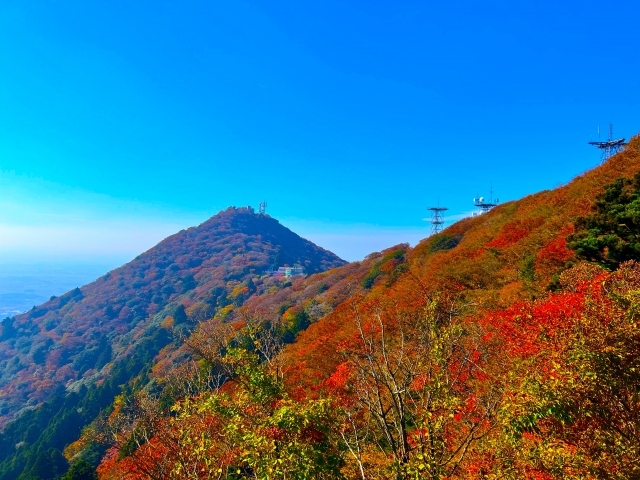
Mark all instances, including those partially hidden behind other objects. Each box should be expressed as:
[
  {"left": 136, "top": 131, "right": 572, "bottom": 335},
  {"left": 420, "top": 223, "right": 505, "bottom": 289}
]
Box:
[
  {"left": 96, "top": 137, "right": 640, "bottom": 478},
  {"left": 0, "top": 207, "right": 345, "bottom": 478},
  {"left": 284, "top": 136, "right": 640, "bottom": 383},
  {"left": 2, "top": 135, "right": 640, "bottom": 479}
]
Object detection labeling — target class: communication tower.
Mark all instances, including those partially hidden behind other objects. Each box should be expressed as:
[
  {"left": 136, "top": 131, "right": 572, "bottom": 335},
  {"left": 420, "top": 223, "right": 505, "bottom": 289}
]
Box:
[
  {"left": 258, "top": 201, "right": 267, "bottom": 215},
  {"left": 589, "top": 124, "right": 626, "bottom": 162},
  {"left": 473, "top": 187, "right": 499, "bottom": 214},
  {"left": 427, "top": 206, "right": 448, "bottom": 235}
]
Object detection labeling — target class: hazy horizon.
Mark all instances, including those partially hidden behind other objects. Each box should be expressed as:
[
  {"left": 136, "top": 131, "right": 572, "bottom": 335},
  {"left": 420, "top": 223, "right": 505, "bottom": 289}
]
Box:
[{"left": 0, "top": 262, "right": 116, "bottom": 318}]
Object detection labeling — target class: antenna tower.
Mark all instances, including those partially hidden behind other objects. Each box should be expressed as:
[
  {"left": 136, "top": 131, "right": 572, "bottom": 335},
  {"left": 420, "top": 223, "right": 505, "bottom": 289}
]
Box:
[
  {"left": 473, "top": 186, "right": 499, "bottom": 214},
  {"left": 258, "top": 201, "right": 267, "bottom": 215},
  {"left": 588, "top": 124, "right": 626, "bottom": 162},
  {"left": 427, "top": 206, "right": 448, "bottom": 235}
]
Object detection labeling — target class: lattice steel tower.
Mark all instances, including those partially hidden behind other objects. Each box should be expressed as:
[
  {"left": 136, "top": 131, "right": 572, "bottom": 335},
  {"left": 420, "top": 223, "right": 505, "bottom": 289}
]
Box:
[
  {"left": 589, "top": 124, "right": 626, "bottom": 162},
  {"left": 258, "top": 201, "right": 267, "bottom": 215},
  {"left": 427, "top": 206, "right": 448, "bottom": 235}
]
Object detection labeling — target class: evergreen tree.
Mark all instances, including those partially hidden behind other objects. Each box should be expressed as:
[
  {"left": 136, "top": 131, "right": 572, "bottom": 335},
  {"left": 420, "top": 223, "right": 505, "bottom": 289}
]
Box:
[
  {"left": 568, "top": 171, "right": 640, "bottom": 269},
  {"left": 61, "top": 461, "right": 97, "bottom": 480}
]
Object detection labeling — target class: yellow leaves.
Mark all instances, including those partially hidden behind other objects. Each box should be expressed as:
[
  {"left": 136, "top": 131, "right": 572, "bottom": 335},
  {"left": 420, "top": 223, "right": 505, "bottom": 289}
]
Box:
[
  {"left": 63, "top": 437, "right": 86, "bottom": 461},
  {"left": 217, "top": 304, "right": 233, "bottom": 319},
  {"left": 160, "top": 316, "right": 174, "bottom": 328}
]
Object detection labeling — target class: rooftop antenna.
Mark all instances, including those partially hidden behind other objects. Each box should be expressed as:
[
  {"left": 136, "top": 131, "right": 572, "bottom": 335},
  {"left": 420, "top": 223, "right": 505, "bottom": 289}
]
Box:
[
  {"left": 473, "top": 186, "right": 499, "bottom": 214},
  {"left": 427, "top": 202, "right": 448, "bottom": 235},
  {"left": 258, "top": 201, "right": 267, "bottom": 215},
  {"left": 589, "top": 123, "right": 626, "bottom": 162}
]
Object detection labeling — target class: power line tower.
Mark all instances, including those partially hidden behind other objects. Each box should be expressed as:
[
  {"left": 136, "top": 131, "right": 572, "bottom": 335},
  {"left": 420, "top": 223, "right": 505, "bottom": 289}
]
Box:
[
  {"left": 588, "top": 124, "right": 626, "bottom": 162},
  {"left": 258, "top": 201, "right": 267, "bottom": 215},
  {"left": 427, "top": 206, "right": 448, "bottom": 235}
]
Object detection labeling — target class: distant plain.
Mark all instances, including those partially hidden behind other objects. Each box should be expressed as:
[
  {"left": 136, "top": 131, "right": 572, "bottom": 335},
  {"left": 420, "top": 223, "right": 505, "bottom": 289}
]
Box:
[{"left": 0, "top": 264, "right": 111, "bottom": 318}]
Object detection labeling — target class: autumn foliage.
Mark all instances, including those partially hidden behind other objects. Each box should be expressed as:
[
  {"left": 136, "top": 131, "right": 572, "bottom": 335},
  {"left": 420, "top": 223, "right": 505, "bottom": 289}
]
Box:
[
  {"left": 100, "top": 258, "right": 640, "bottom": 478},
  {"left": 3, "top": 137, "right": 640, "bottom": 479},
  {"left": 91, "top": 138, "right": 640, "bottom": 479}
]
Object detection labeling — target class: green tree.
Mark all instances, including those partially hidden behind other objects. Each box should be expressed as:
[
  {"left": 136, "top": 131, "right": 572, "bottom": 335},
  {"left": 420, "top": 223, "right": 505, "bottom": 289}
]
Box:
[
  {"left": 568, "top": 171, "right": 640, "bottom": 269},
  {"left": 61, "top": 460, "right": 98, "bottom": 480},
  {"left": 0, "top": 317, "right": 17, "bottom": 340},
  {"left": 19, "top": 448, "right": 68, "bottom": 480},
  {"left": 173, "top": 304, "right": 188, "bottom": 325},
  {"left": 428, "top": 234, "right": 460, "bottom": 253},
  {"left": 279, "top": 309, "right": 311, "bottom": 343},
  {"left": 181, "top": 274, "right": 196, "bottom": 293}
]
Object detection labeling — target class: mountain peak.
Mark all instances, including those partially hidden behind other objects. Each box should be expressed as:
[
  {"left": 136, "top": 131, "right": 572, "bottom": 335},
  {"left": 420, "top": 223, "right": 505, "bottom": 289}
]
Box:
[{"left": 0, "top": 208, "right": 345, "bottom": 428}]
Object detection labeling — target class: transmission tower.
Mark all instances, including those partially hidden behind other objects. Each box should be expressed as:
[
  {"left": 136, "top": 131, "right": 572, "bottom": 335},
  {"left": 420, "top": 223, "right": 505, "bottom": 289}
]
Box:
[
  {"left": 589, "top": 124, "right": 626, "bottom": 162},
  {"left": 258, "top": 201, "right": 267, "bottom": 215},
  {"left": 427, "top": 206, "right": 448, "bottom": 235}
]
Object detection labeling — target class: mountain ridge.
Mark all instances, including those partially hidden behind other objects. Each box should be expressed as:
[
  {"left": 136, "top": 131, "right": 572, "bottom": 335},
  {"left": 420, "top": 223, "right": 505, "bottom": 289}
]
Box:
[
  {"left": 0, "top": 206, "right": 346, "bottom": 430},
  {"left": 89, "top": 136, "right": 640, "bottom": 479},
  {"left": 1, "top": 136, "right": 640, "bottom": 479}
]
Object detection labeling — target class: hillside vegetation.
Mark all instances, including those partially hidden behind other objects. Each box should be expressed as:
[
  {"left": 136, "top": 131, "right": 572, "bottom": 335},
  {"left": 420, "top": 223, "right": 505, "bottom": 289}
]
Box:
[
  {"left": 96, "top": 135, "right": 640, "bottom": 479},
  {"left": 0, "top": 208, "right": 346, "bottom": 479},
  {"left": 2, "top": 136, "right": 640, "bottom": 479}
]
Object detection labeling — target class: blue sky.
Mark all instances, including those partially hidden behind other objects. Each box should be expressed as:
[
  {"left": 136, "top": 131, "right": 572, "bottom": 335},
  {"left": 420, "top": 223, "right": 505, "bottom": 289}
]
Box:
[{"left": 1, "top": 0, "right": 638, "bottom": 264}]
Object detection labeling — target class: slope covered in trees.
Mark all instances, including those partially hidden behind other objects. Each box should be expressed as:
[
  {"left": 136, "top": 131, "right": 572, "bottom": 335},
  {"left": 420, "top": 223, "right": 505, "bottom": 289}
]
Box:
[
  {"left": 0, "top": 207, "right": 346, "bottom": 479},
  {"left": 97, "top": 136, "right": 640, "bottom": 478},
  {"left": 284, "top": 136, "right": 640, "bottom": 384},
  {"left": 3, "top": 136, "right": 640, "bottom": 479}
]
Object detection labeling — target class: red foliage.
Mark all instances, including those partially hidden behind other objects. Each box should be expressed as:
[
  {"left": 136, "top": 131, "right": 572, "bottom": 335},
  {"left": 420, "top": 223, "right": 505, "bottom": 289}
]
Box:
[
  {"left": 535, "top": 237, "right": 573, "bottom": 269},
  {"left": 486, "top": 217, "right": 544, "bottom": 249},
  {"left": 484, "top": 285, "right": 590, "bottom": 357}
]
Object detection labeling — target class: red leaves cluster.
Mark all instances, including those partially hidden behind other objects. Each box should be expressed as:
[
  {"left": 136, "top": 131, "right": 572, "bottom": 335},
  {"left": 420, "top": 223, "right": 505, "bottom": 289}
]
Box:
[
  {"left": 481, "top": 261, "right": 617, "bottom": 361},
  {"left": 485, "top": 288, "right": 587, "bottom": 357},
  {"left": 486, "top": 217, "right": 544, "bottom": 249},
  {"left": 473, "top": 262, "right": 640, "bottom": 476},
  {"left": 535, "top": 237, "right": 573, "bottom": 270},
  {"left": 322, "top": 361, "right": 351, "bottom": 395}
]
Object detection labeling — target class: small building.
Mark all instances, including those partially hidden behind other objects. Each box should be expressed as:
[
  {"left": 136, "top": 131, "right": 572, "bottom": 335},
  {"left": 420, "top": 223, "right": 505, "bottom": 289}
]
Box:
[
  {"left": 270, "top": 265, "right": 305, "bottom": 279},
  {"left": 287, "top": 265, "right": 305, "bottom": 277}
]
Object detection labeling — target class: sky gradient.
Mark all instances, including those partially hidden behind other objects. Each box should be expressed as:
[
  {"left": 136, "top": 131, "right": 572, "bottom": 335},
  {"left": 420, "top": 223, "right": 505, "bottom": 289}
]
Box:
[{"left": 1, "top": 0, "right": 638, "bottom": 264}]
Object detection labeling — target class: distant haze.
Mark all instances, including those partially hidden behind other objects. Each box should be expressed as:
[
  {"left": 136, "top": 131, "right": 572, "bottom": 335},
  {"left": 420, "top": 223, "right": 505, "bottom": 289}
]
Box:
[{"left": 0, "top": 263, "right": 116, "bottom": 318}]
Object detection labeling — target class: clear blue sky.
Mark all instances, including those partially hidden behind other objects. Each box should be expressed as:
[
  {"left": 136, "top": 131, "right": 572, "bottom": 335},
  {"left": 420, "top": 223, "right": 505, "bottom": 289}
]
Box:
[{"left": 1, "top": 0, "right": 638, "bottom": 263}]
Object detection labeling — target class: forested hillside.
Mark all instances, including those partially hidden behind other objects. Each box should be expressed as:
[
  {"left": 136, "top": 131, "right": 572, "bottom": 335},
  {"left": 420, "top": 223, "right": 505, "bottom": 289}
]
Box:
[
  {"left": 285, "top": 136, "right": 640, "bottom": 382},
  {"left": 96, "top": 136, "right": 640, "bottom": 478},
  {"left": 2, "top": 136, "right": 640, "bottom": 479},
  {"left": 0, "top": 207, "right": 346, "bottom": 479}
]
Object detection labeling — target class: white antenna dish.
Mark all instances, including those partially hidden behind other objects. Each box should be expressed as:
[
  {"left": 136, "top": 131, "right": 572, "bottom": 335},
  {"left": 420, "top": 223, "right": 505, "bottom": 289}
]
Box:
[{"left": 479, "top": 196, "right": 484, "bottom": 202}]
